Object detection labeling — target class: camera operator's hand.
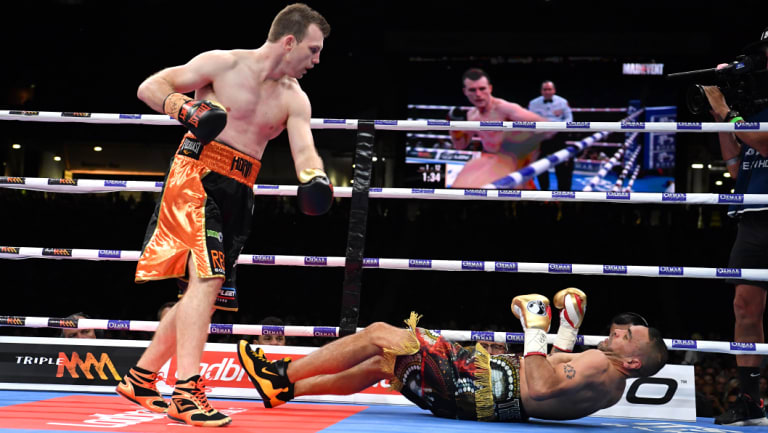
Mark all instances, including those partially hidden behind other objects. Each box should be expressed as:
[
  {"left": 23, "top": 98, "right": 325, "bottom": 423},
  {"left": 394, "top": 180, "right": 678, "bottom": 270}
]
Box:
[{"left": 702, "top": 85, "right": 730, "bottom": 121}]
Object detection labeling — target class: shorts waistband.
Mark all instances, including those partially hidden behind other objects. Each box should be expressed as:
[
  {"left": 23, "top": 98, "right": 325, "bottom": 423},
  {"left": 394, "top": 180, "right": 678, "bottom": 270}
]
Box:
[{"left": 177, "top": 133, "right": 261, "bottom": 187}]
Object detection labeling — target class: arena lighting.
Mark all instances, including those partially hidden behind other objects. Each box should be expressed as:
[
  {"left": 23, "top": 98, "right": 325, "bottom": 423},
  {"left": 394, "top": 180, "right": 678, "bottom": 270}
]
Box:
[
  {"left": 723, "top": 172, "right": 732, "bottom": 178},
  {"left": 53, "top": 156, "right": 61, "bottom": 162},
  {"left": 11, "top": 144, "right": 21, "bottom": 149},
  {"left": 715, "top": 180, "right": 723, "bottom": 186},
  {"left": 93, "top": 146, "right": 102, "bottom": 152},
  {"left": 691, "top": 163, "right": 704, "bottom": 169}
]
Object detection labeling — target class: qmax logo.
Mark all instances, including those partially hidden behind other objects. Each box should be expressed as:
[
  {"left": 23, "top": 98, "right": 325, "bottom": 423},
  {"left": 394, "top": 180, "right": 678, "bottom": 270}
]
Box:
[
  {"left": 658, "top": 266, "right": 683, "bottom": 275},
  {"left": 552, "top": 191, "right": 575, "bottom": 198},
  {"left": 718, "top": 194, "right": 744, "bottom": 204},
  {"left": 606, "top": 192, "right": 630, "bottom": 200},
  {"left": 409, "top": 259, "right": 432, "bottom": 268},
  {"left": 104, "top": 180, "right": 127, "bottom": 187},
  {"left": 548, "top": 263, "right": 572, "bottom": 273},
  {"left": 412, "top": 188, "right": 435, "bottom": 194},
  {"left": 98, "top": 250, "right": 121, "bottom": 258},
  {"left": 252, "top": 255, "right": 275, "bottom": 264},
  {"left": 735, "top": 122, "right": 760, "bottom": 130},
  {"left": 716, "top": 268, "right": 742, "bottom": 278},
  {"left": 676, "top": 122, "right": 702, "bottom": 130},
  {"left": 461, "top": 261, "right": 484, "bottom": 270},
  {"left": 470, "top": 331, "right": 494, "bottom": 341},
  {"left": 625, "top": 377, "right": 678, "bottom": 405},
  {"left": 495, "top": 262, "right": 518, "bottom": 272},
  {"left": 427, "top": 120, "right": 449, "bottom": 127},
  {"left": 107, "top": 320, "right": 130, "bottom": 330},
  {"left": 313, "top": 327, "right": 337, "bottom": 337},
  {"left": 730, "top": 342, "right": 756, "bottom": 351},
  {"left": 464, "top": 189, "right": 487, "bottom": 196},
  {"left": 566, "top": 122, "right": 590, "bottom": 128},
  {"left": 505, "top": 333, "right": 524, "bottom": 343},
  {"left": 662, "top": 193, "right": 686, "bottom": 202},
  {"left": 671, "top": 340, "right": 697, "bottom": 349},
  {"left": 304, "top": 256, "right": 328, "bottom": 266},
  {"left": 603, "top": 265, "right": 627, "bottom": 274},
  {"left": 363, "top": 258, "right": 380, "bottom": 267},
  {"left": 262, "top": 326, "right": 284, "bottom": 335},
  {"left": 512, "top": 121, "right": 536, "bottom": 128},
  {"left": 210, "top": 324, "right": 233, "bottom": 334},
  {"left": 57, "top": 352, "right": 121, "bottom": 380},
  {"left": 498, "top": 190, "right": 522, "bottom": 198},
  {"left": 479, "top": 121, "right": 503, "bottom": 127},
  {"left": 620, "top": 122, "right": 645, "bottom": 129}
]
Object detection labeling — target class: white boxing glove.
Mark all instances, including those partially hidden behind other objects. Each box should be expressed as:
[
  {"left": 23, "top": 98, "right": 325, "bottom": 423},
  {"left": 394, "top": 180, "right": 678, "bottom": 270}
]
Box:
[
  {"left": 511, "top": 294, "right": 551, "bottom": 357},
  {"left": 552, "top": 288, "right": 587, "bottom": 352}
]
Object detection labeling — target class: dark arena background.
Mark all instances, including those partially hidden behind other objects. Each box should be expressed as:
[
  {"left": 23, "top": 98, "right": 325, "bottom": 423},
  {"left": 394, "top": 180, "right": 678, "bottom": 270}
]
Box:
[{"left": 0, "top": 0, "right": 766, "bottom": 372}]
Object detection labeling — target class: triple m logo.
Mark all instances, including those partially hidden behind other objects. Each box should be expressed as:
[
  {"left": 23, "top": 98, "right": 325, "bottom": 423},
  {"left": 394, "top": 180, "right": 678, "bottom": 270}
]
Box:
[{"left": 56, "top": 352, "right": 122, "bottom": 381}]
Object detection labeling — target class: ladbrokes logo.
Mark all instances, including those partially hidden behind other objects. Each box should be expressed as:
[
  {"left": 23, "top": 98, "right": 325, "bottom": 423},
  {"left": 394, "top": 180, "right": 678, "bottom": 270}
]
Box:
[{"left": 57, "top": 352, "right": 121, "bottom": 380}]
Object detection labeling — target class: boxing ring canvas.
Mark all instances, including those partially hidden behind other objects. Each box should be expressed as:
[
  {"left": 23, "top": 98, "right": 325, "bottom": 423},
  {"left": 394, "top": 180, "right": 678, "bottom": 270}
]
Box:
[{"left": 0, "top": 390, "right": 758, "bottom": 433}]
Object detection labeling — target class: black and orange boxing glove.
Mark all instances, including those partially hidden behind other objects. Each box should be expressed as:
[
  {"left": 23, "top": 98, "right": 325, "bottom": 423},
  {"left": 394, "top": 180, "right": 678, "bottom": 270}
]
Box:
[
  {"left": 297, "top": 168, "right": 333, "bottom": 216},
  {"left": 163, "top": 93, "right": 227, "bottom": 144}
]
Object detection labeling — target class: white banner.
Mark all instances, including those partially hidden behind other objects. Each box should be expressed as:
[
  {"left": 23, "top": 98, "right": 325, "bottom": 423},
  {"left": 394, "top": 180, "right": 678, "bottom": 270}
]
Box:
[{"left": 593, "top": 364, "right": 695, "bottom": 422}]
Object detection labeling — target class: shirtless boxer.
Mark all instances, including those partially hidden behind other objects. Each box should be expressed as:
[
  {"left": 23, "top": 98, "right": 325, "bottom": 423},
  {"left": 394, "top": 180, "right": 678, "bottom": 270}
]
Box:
[
  {"left": 237, "top": 288, "right": 668, "bottom": 422},
  {"left": 450, "top": 68, "right": 554, "bottom": 189},
  {"left": 115, "top": 4, "right": 333, "bottom": 427}
]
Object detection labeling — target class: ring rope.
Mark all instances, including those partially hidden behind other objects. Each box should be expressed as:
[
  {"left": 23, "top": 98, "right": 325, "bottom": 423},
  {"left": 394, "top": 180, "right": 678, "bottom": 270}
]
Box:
[
  {"left": 407, "top": 104, "right": 629, "bottom": 113},
  {"left": 483, "top": 110, "right": 643, "bottom": 189},
  {"left": 1, "top": 315, "right": 764, "bottom": 355},
  {"left": 1, "top": 248, "right": 765, "bottom": 281},
  {"left": 624, "top": 164, "right": 643, "bottom": 192},
  {"left": 2, "top": 177, "right": 764, "bottom": 204},
  {"left": 612, "top": 145, "right": 643, "bottom": 192},
  {"left": 2, "top": 110, "right": 765, "bottom": 133},
  {"left": 582, "top": 133, "right": 638, "bottom": 192}
]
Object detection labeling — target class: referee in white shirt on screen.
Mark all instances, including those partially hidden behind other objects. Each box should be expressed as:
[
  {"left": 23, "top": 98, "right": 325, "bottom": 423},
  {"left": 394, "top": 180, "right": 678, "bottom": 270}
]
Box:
[{"left": 528, "top": 80, "right": 574, "bottom": 190}]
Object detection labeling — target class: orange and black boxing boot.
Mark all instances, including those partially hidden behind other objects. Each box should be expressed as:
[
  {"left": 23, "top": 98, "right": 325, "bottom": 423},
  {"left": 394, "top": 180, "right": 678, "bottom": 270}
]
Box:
[
  {"left": 236, "top": 340, "right": 295, "bottom": 408},
  {"left": 163, "top": 92, "right": 227, "bottom": 144},
  {"left": 115, "top": 366, "right": 169, "bottom": 413}
]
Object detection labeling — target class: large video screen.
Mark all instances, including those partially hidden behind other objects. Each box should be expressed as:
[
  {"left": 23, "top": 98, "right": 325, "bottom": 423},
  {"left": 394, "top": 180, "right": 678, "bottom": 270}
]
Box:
[{"left": 403, "top": 58, "right": 676, "bottom": 192}]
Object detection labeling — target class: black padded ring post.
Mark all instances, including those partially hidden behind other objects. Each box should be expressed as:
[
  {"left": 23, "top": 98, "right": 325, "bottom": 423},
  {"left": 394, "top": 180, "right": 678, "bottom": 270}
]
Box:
[{"left": 339, "top": 120, "right": 375, "bottom": 336}]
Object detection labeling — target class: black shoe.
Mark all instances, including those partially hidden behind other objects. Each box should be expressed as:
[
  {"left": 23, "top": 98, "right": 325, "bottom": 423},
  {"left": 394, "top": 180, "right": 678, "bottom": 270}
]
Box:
[
  {"left": 715, "top": 393, "right": 768, "bottom": 426},
  {"left": 166, "top": 375, "right": 231, "bottom": 427},
  {"left": 236, "top": 340, "right": 294, "bottom": 408}
]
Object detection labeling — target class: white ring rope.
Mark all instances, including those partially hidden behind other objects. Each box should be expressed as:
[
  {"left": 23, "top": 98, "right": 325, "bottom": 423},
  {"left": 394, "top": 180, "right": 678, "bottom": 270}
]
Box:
[
  {"left": 582, "top": 133, "right": 638, "bottom": 192},
  {"left": 1, "top": 315, "right": 764, "bottom": 355},
  {"left": 407, "top": 104, "right": 629, "bottom": 113},
  {"left": 612, "top": 145, "right": 643, "bottom": 192},
  {"left": 1, "top": 248, "right": 765, "bottom": 281},
  {"left": 624, "top": 164, "right": 643, "bottom": 193},
  {"left": 483, "top": 110, "right": 644, "bottom": 189},
  {"left": 1, "top": 110, "right": 765, "bottom": 133},
  {"left": 2, "top": 177, "right": 766, "bottom": 205}
]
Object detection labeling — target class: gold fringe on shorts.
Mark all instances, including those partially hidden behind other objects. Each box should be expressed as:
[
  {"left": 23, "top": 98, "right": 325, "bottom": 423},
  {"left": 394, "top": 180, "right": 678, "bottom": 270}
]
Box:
[{"left": 385, "top": 311, "right": 422, "bottom": 391}]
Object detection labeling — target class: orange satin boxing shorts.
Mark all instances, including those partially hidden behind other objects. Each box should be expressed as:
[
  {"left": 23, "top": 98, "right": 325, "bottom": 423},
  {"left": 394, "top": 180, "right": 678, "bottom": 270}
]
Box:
[{"left": 135, "top": 133, "right": 261, "bottom": 311}]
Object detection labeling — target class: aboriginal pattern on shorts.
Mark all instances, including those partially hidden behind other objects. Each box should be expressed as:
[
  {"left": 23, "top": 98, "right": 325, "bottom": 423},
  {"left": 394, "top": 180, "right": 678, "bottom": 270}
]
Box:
[
  {"left": 135, "top": 133, "right": 261, "bottom": 311},
  {"left": 393, "top": 327, "right": 528, "bottom": 422}
]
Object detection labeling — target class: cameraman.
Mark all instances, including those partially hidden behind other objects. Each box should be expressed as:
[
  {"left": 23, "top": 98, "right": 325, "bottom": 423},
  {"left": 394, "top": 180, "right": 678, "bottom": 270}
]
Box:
[{"left": 702, "top": 28, "right": 768, "bottom": 427}]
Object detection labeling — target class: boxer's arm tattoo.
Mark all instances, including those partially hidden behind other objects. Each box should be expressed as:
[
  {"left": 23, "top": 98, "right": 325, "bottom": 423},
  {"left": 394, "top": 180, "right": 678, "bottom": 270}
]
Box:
[{"left": 563, "top": 364, "right": 576, "bottom": 379}]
